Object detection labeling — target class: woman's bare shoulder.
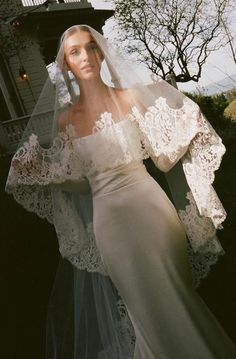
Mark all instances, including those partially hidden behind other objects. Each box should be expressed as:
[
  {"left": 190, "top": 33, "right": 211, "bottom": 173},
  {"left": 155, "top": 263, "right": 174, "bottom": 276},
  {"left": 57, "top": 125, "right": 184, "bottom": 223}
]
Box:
[
  {"left": 113, "top": 87, "right": 142, "bottom": 106},
  {"left": 57, "top": 104, "right": 79, "bottom": 131},
  {"left": 57, "top": 108, "right": 70, "bottom": 132},
  {"left": 118, "top": 88, "right": 146, "bottom": 113}
]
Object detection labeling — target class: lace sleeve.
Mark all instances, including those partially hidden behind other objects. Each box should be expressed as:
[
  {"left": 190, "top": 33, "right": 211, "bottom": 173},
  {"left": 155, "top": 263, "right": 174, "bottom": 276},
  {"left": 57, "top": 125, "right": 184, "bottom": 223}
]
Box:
[
  {"left": 132, "top": 96, "right": 226, "bottom": 229},
  {"left": 132, "top": 95, "right": 226, "bottom": 285},
  {"left": 132, "top": 96, "right": 202, "bottom": 172},
  {"left": 7, "top": 125, "right": 84, "bottom": 187},
  {"left": 5, "top": 125, "right": 85, "bottom": 222},
  {"left": 5, "top": 126, "right": 106, "bottom": 276}
]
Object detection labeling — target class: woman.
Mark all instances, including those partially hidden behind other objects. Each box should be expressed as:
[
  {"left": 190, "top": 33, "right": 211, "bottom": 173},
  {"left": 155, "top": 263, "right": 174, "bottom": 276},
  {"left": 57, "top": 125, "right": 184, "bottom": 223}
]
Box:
[{"left": 6, "top": 25, "right": 236, "bottom": 358}]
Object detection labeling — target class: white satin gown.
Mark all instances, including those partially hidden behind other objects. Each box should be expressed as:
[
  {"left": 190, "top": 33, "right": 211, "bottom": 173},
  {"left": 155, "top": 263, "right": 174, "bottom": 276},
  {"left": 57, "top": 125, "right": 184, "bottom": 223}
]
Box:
[{"left": 70, "top": 114, "right": 236, "bottom": 359}]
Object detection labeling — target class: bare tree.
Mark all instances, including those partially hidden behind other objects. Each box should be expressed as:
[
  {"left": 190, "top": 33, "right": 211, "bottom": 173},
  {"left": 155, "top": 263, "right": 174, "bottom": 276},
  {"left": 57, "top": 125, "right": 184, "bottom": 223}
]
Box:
[
  {"left": 110, "top": 0, "right": 231, "bottom": 83},
  {"left": 217, "top": 0, "right": 236, "bottom": 65}
]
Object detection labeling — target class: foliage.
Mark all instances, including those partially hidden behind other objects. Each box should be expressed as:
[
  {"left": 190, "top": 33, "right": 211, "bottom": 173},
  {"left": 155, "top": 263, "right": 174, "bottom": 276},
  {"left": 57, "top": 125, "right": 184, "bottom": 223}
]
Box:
[
  {"left": 185, "top": 92, "right": 228, "bottom": 128},
  {"left": 111, "top": 0, "right": 230, "bottom": 83},
  {"left": 0, "top": 0, "right": 32, "bottom": 58},
  {"left": 186, "top": 91, "right": 236, "bottom": 141},
  {"left": 218, "top": 1, "right": 236, "bottom": 65},
  {"left": 225, "top": 88, "right": 236, "bottom": 102},
  {"left": 0, "top": 0, "right": 21, "bottom": 21},
  {"left": 224, "top": 99, "right": 236, "bottom": 122}
]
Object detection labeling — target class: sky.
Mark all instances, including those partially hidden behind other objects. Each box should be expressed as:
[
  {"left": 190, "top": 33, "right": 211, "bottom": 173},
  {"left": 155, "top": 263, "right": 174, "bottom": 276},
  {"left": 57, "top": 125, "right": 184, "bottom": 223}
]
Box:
[{"left": 90, "top": 0, "right": 236, "bottom": 93}]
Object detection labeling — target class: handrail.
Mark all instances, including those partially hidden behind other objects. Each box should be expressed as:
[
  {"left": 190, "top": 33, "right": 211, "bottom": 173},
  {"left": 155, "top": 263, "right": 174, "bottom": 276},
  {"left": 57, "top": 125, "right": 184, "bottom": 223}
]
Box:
[
  {"left": 0, "top": 110, "right": 54, "bottom": 153},
  {"left": 21, "top": 0, "right": 85, "bottom": 6}
]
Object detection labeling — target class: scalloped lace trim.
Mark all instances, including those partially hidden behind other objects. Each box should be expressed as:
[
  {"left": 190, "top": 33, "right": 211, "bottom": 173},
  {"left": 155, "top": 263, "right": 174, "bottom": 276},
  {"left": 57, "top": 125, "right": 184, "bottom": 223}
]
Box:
[
  {"left": 132, "top": 96, "right": 226, "bottom": 231},
  {"left": 182, "top": 129, "right": 226, "bottom": 228},
  {"left": 98, "top": 298, "right": 135, "bottom": 359},
  {"left": 178, "top": 192, "right": 221, "bottom": 252},
  {"left": 187, "top": 241, "right": 224, "bottom": 288},
  {"left": 131, "top": 97, "right": 200, "bottom": 162},
  {"left": 6, "top": 125, "right": 84, "bottom": 187},
  {"left": 178, "top": 191, "right": 225, "bottom": 287},
  {"left": 52, "top": 189, "right": 107, "bottom": 275},
  {"left": 62, "top": 222, "right": 108, "bottom": 276}
]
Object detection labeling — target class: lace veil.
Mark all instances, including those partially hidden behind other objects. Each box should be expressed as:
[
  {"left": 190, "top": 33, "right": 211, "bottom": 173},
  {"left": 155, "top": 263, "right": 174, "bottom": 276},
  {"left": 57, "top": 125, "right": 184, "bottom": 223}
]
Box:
[{"left": 5, "top": 25, "right": 226, "bottom": 358}]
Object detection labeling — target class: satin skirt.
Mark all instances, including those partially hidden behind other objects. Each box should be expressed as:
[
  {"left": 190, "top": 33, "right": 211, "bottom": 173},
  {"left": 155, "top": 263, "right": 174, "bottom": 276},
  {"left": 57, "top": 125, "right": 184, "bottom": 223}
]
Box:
[{"left": 92, "top": 165, "right": 236, "bottom": 359}]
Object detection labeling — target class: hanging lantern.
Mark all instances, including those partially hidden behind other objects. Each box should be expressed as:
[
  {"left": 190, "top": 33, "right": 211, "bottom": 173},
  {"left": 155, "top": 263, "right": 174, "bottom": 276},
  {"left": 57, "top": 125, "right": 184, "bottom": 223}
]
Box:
[{"left": 19, "top": 66, "right": 28, "bottom": 80}]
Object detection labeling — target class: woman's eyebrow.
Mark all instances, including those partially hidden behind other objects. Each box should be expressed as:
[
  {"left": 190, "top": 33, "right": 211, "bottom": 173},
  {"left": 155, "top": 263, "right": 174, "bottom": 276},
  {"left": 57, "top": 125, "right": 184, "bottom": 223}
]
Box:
[
  {"left": 87, "top": 40, "right": 97, "bottom": 45},
  {"left": 68, "top": 44, "right": 81, "bottom": 49},
  {"left": 68, "top": 41, "right": 96, "bottom": 49}
]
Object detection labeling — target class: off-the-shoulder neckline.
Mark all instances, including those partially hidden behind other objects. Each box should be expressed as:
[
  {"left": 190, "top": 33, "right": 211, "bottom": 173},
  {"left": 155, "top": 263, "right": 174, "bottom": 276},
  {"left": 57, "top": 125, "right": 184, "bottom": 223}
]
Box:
[
  {"left": 62, "top": 97, "right": 191, "bottom": 141},
  {"left": 67, "top": 111, "right": 136, "bottom": 141}
]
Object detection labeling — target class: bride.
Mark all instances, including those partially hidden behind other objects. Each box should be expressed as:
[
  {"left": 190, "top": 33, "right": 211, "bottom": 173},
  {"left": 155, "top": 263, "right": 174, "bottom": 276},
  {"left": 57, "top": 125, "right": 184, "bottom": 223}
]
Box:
[{"left": 6, "top": 25, "right": 236, "bottom": 358}]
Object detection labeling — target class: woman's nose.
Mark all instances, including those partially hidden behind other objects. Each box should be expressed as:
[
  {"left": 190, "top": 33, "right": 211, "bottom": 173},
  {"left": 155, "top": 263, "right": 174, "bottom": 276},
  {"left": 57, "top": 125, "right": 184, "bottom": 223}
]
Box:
[{"left": 81, "top": 48, "right": 89, "bottom": 61}]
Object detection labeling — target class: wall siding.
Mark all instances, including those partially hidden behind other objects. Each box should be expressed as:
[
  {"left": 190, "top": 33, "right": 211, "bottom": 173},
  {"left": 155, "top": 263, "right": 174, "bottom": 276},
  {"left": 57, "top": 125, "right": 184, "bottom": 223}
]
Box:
[{"left": 8, "top": 41, "right": 54, "bottom": 115}]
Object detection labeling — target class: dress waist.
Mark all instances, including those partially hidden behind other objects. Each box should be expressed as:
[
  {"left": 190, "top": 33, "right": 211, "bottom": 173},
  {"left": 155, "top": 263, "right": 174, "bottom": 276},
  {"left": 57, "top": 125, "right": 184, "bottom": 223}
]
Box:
[{"left": 90, "top": 161, "right": 150, "bottom": 198}]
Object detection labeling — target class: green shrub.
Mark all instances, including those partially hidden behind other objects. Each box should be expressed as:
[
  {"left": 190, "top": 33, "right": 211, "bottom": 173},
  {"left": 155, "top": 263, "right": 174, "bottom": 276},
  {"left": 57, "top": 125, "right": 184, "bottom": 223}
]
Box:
[
  {"left": 224, "top": 99, "right": 236, "bottom": 122},
  {"left": 184, "top": 92, "right": 236, "bottom": 142},
  {"left": 185, "top": 92, "right": 229, "bottom": 130}
]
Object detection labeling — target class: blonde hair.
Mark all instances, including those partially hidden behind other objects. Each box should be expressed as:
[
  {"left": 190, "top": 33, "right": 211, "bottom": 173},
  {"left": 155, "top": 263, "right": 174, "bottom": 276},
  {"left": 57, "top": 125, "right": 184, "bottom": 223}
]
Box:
[{"left": 60, "top": 25, "right": 92, "bottom": 47}]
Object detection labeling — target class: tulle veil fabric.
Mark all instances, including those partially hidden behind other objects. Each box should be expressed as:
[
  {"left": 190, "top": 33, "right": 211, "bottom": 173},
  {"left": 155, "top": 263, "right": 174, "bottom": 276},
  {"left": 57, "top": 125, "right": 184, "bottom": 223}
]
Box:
[{"left": 5, "top": 25, "right": 226, "bottom": 358}]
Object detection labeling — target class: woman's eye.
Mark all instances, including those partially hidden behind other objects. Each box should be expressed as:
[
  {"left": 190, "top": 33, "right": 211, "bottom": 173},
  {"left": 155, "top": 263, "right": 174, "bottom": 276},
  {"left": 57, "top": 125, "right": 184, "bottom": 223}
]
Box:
[
  {"left": 88, "top": 43, "right": 98, "bottom": 51},
  {"left": 71, "top": 49, "right": 80, "bottom": 55}
]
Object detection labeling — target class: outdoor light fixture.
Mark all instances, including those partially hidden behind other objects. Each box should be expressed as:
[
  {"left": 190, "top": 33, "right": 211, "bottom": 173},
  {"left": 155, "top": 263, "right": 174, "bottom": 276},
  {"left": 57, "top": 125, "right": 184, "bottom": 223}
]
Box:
[
  {"left": 19, "top": 66, "right": 28, "bottom": 80},
  {"left": 11, "top": 19, "right": 20, "bottom": 28}
]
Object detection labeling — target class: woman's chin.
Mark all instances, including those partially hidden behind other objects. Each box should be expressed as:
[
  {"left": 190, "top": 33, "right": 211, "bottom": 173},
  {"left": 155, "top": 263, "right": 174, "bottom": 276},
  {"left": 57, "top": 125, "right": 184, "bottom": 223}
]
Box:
[{"left": 80, "top": 72, "right": 100, "bottom": 81}]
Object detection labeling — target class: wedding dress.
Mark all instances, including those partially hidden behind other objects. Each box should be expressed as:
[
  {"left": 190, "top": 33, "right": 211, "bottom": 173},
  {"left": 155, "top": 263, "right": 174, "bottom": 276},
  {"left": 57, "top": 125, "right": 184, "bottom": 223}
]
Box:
[
  {"left": 71, "top": 114, "right": 236, "bottom": 359},
  {"left": 7, "top": 103, "right": 236, "bottom": 358},
  {"left": 6, "top": 25, "right": 236, "bottom": 358}
]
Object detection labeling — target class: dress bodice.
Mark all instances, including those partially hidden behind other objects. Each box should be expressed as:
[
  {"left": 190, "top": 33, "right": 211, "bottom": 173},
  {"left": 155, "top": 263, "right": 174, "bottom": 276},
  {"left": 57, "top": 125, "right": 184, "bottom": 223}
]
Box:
[{"left": 72, "top": 114, "right": 149, "bottom": 197}]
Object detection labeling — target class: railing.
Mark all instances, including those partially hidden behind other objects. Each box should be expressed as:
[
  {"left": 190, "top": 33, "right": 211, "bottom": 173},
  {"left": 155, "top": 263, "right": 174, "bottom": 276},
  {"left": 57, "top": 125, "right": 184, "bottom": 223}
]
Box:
[
  {"left": 22, "top": 0, "right": 85, "bottom": 6},
  {"left": 0, "top": 110, "right": 54, "bottom": 153}
]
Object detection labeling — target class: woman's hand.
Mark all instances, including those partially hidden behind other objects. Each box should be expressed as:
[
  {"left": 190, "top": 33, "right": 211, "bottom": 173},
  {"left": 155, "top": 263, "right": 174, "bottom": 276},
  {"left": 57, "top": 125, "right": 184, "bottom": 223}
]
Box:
[{"left": 151, "top": 144, "right": 189, "bottom": 173}]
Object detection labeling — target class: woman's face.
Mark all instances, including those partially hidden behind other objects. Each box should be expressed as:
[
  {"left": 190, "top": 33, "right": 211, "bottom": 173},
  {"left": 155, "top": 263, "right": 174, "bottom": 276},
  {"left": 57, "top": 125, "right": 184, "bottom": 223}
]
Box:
[{"left": 63, "top": 30, "right": 103, "bottom": 81}]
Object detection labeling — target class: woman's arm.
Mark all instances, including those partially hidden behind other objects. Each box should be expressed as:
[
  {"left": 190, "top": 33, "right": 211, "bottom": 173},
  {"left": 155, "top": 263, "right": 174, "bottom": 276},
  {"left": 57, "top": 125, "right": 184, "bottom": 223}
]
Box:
[{"left": 150, "top": 144, "right": 189, "bottom": 173}]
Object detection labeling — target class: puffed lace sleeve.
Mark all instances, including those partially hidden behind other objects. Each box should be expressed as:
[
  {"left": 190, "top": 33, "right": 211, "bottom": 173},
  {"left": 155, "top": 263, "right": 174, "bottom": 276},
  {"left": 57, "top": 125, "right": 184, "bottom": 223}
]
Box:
[
  {"left": 132, "top": 83, "right": 226, "bottom": 285},
  {"left": 5, "top": 125, "right": 86, "bottom": 222},
  {"left": 5, "top": 126, "right": 107, "bottom": 276},
  {"left": 132, "top": 94, "right": 226, "bottom": 228}
]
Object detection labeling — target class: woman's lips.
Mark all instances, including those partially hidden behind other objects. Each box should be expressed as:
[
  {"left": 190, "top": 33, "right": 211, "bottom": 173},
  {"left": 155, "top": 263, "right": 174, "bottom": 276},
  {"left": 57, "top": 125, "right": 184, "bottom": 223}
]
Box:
[{"left": 81, "top": 64, "right": 94, "bottom": 70}]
